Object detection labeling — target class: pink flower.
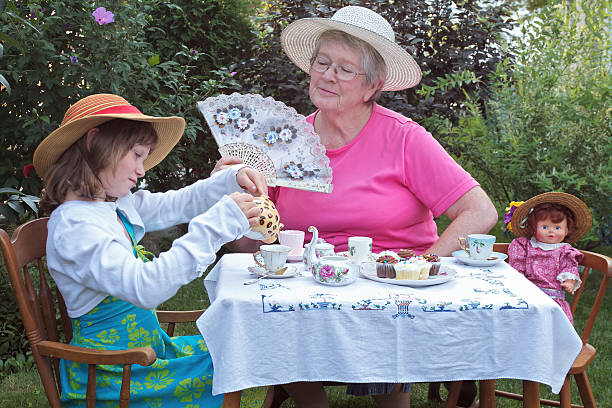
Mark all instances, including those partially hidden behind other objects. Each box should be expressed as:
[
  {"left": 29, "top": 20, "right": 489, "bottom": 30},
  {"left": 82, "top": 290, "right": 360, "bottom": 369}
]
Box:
[
  {"left": 92, "top": 7, "right": 114, "bottom": 25},
  {"left": 230, "top": 71, "right": 237, "bottom": 77},
  {"left": 23, "top": 164, "right": 35, "bottom": 179},
  {"left": 319, "top": 265, "right": 335, "bottom": 279}
]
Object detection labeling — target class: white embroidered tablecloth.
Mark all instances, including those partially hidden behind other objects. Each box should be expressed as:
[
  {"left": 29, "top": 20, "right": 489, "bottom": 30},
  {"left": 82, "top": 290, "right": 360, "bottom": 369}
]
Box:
[{"left": 196, "top": 253, "right": 582, "bottom": 396}]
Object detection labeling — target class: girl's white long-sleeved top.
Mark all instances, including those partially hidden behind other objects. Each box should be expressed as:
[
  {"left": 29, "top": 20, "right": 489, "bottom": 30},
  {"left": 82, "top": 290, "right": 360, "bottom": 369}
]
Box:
[{"left": 47, "top": 166, "right": 250, "bottom": 318}]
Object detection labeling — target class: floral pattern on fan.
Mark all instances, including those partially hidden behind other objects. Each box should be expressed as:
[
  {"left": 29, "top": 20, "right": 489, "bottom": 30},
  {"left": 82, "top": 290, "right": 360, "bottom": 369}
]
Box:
[{"left": 198, "top": 93, "right": 333, "bottom": 193}]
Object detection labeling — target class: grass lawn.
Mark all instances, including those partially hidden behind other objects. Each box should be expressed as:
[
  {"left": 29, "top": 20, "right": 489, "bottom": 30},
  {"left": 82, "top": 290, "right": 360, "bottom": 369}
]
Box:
[{"left": 1, "top": 219, "right": 610, "bottom": 407}]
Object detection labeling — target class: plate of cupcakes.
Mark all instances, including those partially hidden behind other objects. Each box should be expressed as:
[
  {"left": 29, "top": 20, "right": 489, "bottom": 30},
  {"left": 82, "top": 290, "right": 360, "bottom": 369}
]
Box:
[{"left": 360, "top": 251, "right": 457, "bottom": 287}]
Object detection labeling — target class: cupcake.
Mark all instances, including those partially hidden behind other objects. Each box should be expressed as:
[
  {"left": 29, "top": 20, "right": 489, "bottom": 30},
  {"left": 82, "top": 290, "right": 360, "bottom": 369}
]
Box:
[
  {"left": 423, "top": 253, "right": 441, "bottom": 276},
  {"left": 418, "top": 263, "right": 432, "bottom": 280},
  {"left": 397, "top": 248, "right": 416, "bottom": 260},
  {"left": 394, "top": 259, "right": 424, "bottom": 280},
  {"left": 376, "top": 254, "right": 398, "bottom": 278}
]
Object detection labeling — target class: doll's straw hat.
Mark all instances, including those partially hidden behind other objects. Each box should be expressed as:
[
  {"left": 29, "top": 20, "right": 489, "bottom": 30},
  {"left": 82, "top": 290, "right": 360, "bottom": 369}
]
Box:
[
  {"left": 510, "top": 192, "right": 592, "bottom": 243},
  {"left": 33, "top": 94, "right": 185, "bottom": 180},
  {"left": 280, "top": 5, "right": 422, "bottom": 91}
]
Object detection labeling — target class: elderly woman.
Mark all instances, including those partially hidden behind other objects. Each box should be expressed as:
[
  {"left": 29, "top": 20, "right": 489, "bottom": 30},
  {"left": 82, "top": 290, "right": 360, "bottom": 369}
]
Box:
[{"left": 218, "top": 5, "right": 497, "bottom": 408}]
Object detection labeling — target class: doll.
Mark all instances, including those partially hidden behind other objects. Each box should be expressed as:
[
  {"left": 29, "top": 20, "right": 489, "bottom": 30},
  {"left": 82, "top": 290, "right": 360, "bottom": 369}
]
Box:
[{"left": 506, "top": 192, "right": 592, "bottom": 324}]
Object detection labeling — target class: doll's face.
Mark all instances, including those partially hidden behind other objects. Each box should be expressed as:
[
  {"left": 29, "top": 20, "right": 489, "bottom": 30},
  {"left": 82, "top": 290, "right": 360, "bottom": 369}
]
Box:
[{"left": 535, "top": 216, "right": 568, "bottom": 244}]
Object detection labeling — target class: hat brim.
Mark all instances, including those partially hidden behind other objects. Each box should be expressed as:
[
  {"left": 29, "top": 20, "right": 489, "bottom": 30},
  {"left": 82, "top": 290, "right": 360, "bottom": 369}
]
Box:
[
  {"left": 510, "top": 192, "right": 592, "bottom": 243},
  {"left": 281, "top": 18, "right": 422, "bottom": 91},
  {"left": 33, "top": 114, "right": 185, "bottom": 180}
]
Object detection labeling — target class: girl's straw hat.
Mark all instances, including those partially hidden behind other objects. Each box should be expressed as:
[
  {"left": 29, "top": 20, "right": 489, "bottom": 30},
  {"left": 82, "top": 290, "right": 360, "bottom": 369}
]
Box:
[
  {"left": 280, "top": 5, "right": 422, "bottom": 91},
  {"left": 510, "top": 192, "right": 592, "bottom": 243},
  {"left": 33, "top": 94, "right": 185, "bottom": 180}
]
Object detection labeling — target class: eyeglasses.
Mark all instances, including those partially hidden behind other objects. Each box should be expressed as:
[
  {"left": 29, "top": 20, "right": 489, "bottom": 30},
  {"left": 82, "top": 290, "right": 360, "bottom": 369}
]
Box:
[{"left": 311, "top": 56, "right": 366, "bottom": 81}]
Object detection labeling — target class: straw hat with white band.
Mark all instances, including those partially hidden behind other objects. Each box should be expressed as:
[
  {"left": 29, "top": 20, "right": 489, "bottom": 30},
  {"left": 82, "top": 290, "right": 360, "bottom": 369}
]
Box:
[
  {"left": 280, "top": 6, "right": 422, "bottom": 91},
  {"left": 510, "top": 192, "right": 592, "bottom": 243},
  {"left": 33, "top": 94, "right": 185, "bottom": 180}
]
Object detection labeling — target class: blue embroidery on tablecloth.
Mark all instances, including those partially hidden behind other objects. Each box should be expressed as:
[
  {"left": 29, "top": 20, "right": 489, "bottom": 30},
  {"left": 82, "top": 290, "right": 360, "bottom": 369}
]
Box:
[{"left": 352, "top": 298, "right": 392, "bottom": 310}]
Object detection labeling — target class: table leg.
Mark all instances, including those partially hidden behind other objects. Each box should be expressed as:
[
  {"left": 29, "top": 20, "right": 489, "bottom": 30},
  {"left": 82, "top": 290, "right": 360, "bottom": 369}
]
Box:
[
  {"left": 478, "top": 380, "right": 495, "bottom": 408},
  {"left": 523, "top": 380, "right": 541, "bottom": 408}
]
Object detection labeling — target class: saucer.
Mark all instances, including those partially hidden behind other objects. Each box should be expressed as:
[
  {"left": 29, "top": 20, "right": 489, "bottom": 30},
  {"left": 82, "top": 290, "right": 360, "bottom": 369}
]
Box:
[
  {"left": 247, "top": 265, "right": 297, "bottom": 278},
  {"left": 451, "top": 250, "right": 508, "bottom": 267},
  {"left": 286, "top": 248, "right": 304, "bottom": 262}
]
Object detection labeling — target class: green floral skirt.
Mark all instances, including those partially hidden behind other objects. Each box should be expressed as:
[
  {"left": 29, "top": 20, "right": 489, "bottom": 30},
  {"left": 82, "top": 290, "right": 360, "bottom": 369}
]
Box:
[{"left": 60, "top": 296, "right": 267, "bottom": 407}]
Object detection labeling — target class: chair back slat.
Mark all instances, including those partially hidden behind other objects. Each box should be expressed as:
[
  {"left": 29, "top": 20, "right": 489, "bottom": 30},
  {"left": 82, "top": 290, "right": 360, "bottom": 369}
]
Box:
[
  {"left": 57, "top": 290, "right": 73, "bottom": 343},
  {"left": 22, "top": 265, "right": 47, "bottom": 340},
  {"left": 39, "top": 267, "right": 61, "bottom": 343},
  {"left": 569, "top": 265, "right": 590, "bottom": 316}
]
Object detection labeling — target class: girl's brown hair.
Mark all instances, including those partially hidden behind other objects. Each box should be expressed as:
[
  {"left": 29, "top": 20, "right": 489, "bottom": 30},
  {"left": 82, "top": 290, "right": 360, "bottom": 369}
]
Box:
[
  {"left": 527, "top": 202, "right": 577, "bottom": 242},
  {"left": 40, "top": 119, "right": 158, "bottom": 214}
]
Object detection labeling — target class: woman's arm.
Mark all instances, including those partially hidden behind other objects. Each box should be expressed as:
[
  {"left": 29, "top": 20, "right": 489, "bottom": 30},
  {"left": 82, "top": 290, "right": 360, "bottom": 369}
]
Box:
[{"left": 425, "top": 186, "right": 498, "bottom": 256}]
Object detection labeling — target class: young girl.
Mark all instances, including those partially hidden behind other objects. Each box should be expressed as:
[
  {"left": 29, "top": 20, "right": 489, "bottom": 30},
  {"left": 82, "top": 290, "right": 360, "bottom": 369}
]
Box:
[
  {"left": 33, "top": 94, "right": 269, "bottom": 407},
  {"left": 507, "top": 192, "right": 592, "bottom": 324}
]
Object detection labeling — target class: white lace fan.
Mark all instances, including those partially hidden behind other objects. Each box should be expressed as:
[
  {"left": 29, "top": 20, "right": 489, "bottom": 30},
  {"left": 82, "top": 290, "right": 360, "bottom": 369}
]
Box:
[{"left": 197, "top": 93, "right": 333, "bottom": 193}]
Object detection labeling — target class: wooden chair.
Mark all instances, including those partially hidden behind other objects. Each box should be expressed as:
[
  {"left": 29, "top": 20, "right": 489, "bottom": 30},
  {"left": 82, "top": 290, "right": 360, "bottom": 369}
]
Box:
[
  {"left": 0, "top": 217, "right": 241, "bottom": 408},
  {"left": 436, "top": 243, "right": 612, "bottom": 408}
]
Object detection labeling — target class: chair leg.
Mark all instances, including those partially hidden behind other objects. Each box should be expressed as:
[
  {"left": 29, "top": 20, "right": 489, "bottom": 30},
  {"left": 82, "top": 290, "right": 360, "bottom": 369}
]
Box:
[
  {"left": 479, "top": 380, "right": 495, "bottom": 408},
  {"left": 522, "top": 380, "right": 540, "bottom": 408},
  {"left": 269, "top": 385, "right": 289, "bottom": 408},
  {"left": 559, "top": 376, "right": 571, "bottom": 408},
  {"left": 574, "top": 372, "right": 596, "bottom": 408},
  {"left": 428, "top": 382, "right": 443, "bottom": 403}
]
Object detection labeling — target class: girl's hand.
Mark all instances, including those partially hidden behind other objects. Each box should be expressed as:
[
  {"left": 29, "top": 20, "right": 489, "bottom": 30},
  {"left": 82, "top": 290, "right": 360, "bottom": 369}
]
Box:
[
  {"left": 561, "top": 279, "right": 578, "bottom": 294},
  {"left": 229, "top": 192, "right": 260, "bottom": 226},
  {"left": 236, "top": 167, "right": 267, "bottom": 196},
  {"left": 211, "top": 156, "right": 243, "bottom": 175}
]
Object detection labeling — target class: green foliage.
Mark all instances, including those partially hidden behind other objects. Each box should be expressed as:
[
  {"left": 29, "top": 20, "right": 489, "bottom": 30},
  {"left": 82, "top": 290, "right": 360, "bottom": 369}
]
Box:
[
  {"left": 0, "top": 0, "right": 254, "bottom": 197},
  {"left": 442, "top": 2, "right": 612, "bottom": 248},
  {"left": 237, "top": 0, "right": 515, "bottom": 130},
  {"left": 0, "top": 187, "right": 39, "bottom": 225},
  {"left": 0, "top": 271, "right": 34, "bottom": 379}
]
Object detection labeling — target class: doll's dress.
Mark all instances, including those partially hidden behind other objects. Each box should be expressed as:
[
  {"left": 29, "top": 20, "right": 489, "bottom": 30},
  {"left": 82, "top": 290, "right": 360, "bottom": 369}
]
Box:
[
  {"left": 59, "top": 212, "right": 267, "bottom": 407},
  {"left": 508, "top": 236, "right": 583, "bottom": 324}
]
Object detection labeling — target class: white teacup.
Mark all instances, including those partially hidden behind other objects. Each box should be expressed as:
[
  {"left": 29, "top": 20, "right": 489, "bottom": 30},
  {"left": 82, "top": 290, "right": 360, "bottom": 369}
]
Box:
[
  {"left": 253, "top": 244, "right": 291, "bottom": 273},
  {"left": 347, "top": 236, "right": 373, "bottom": 263},
  {"left": 279, "top": 230, "right": 305, "bottom": 255},
  {"left": 458, "top": 234, "right": 496, "bottom": 260}
]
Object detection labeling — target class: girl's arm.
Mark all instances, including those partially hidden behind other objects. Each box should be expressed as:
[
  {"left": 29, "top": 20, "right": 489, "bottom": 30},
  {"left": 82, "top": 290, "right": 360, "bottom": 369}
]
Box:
[{"left": 128, "top": 165, "right": 246, "bottom": 232}]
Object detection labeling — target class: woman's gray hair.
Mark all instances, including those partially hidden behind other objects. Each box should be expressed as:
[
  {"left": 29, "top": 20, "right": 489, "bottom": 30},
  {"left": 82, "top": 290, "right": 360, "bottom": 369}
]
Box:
[{"left": 309, "top": 30, "right": 387, "bottom": 103}]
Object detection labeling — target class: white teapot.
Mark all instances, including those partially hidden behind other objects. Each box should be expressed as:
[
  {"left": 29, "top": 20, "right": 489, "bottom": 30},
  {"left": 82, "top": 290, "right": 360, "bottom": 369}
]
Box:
[
  {"left": 311, "top": 255, "right": 357, "bottom": 286},
  {"left": 303, "top": 226, "right": 334, "bottom": 269}
]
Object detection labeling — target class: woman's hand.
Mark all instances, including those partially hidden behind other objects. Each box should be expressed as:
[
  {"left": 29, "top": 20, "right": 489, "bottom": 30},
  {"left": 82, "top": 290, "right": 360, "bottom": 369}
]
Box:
[
  {"left": 229, "top": 192, "right": 260, "bottom": 226},
  {"left": 236, "top": 167, "right": 267, "bottom": 196},
  {"left": 561, "top": 279, "right": 578, "bottom": 294}
]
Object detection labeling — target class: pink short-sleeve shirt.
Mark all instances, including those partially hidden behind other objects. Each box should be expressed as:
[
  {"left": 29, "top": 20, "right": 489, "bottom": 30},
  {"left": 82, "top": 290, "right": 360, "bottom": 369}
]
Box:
[{"left": 269, "top": 103, "right": 478, "bottom": 253}]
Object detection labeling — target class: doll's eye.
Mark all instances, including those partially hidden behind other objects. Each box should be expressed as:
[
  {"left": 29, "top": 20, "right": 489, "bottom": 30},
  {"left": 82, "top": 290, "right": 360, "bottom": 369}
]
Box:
[{"left": 542, "top": 226, "right": 547, "bottom": 230}]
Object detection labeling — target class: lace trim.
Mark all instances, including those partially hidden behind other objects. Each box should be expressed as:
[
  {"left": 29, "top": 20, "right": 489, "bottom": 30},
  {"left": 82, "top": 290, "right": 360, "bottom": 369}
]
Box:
[{"left": 529, "top": 237, "right": 569, "bottom": 251}]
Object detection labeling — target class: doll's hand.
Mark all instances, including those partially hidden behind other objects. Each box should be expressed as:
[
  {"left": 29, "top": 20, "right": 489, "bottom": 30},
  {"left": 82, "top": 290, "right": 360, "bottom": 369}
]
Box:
[
  {"left": 229, "top": 192, "right": 260, "bottom": 226},
  {"left": 236, "top": 167, "right": 267, "bottom": 196},
  {"left": 561, "top": 279, "right": 578, "bottom": 294},
  {"left": 211, "top": 156, "right": 243, "bottom": 175}
]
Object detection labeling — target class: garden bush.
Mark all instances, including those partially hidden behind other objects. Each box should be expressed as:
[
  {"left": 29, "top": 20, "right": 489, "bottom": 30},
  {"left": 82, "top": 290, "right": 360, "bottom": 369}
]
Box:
[
  {"left": 236, "top": 0, "right": 516, "bottom": 133},
  {"left": 0, "top": 0, "right": 254, "bottom": 197},
  {"left": 440, "top": 2, "right": 612, "bottom": 248}
]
